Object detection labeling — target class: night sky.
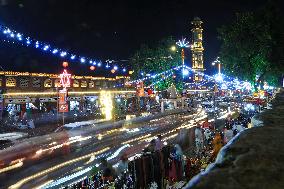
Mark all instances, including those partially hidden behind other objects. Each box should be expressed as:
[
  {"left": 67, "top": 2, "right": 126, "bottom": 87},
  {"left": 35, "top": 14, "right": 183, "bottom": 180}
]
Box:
[{"left": 0, "top": 0, "right": 272, "bottom": 75}]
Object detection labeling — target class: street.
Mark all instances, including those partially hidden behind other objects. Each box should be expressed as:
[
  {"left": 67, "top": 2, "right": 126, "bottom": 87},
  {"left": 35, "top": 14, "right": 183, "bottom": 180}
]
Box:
[{"left": 0, "top": 109, "right": 213, "bottom": 189}]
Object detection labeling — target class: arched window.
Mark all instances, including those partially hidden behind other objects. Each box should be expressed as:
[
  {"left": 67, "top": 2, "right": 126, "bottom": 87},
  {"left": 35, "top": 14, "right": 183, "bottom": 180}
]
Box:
[
  {"left": 20, "top": 78, "right": 29, "bottom": 87},
  {"left": 81, "top": 80, "right": 87, "bottom": 88},
  {"left": 54, "top": 79, "right": 61, "bottom": 88},
  {"left": 6, "top": 77, "right": 16, "bottom": 87},
  {"left": 44, "top": 79, "right": 52, "bottom": 88},
  {"left": 89, "top": 81, "right": 95, "bottom": 88},
  {"left": 73, "top": 80, "right": 79, "bottom": 87},
  {"left": 32, "top": 78, "right": 41, "bottom": 88}
]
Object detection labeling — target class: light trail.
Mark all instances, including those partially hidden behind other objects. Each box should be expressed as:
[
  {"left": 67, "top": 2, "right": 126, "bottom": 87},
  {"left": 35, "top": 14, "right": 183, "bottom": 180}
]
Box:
[
  {"left": 8, "top": 147, "right": 110, "bottom": 189},
  {"left": 0, "top": 161, "right": 23, "bottom": 174},
  {"left": 32, "top": 180, "right": 53, "bottom": 189}
]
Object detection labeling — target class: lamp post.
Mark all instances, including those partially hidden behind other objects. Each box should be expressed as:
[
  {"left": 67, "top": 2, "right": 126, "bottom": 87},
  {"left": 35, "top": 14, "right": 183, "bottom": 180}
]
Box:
[{"left": 212, "top": 57, "right": 221, "bottom": 75}]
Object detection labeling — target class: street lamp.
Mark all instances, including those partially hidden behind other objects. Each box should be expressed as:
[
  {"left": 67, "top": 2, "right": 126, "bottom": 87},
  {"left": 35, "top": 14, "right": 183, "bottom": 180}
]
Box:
[
  {"left": 170, "top": 45, "right": 177, "bottom": 52},
  {"left": 212, "top": 57, "right": 221, "bottom": 74}
]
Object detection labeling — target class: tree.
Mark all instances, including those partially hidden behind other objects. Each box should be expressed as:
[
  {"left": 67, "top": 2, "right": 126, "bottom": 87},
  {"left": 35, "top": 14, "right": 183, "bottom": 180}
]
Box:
[
  {"left": 218, "top": 0, "right": 284, "bottom": 90},
  {"left": 130, "top": 37, "right": 183, "bottom": 91}
]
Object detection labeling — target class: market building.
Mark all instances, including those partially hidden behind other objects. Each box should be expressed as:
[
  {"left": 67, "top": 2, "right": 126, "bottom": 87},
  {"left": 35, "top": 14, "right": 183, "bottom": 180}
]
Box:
[{"left": 0, "top": 70, "right": 134, "bottom": 116}]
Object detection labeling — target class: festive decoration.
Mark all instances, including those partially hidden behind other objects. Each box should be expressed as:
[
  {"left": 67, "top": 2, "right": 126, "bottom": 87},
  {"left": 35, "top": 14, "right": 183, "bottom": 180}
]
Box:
[
  {"left": 0, "top": 24, "right": 128, "bottom": 73},
  {"left": 90, "top": 66, "right": 96, "bottom": 71},
  {"left": 176, "top": 38, "right": 190, "bottom": 48},
  {"left": 62, "top": 61, "right": 69, "bottom": 68},
  {"left": 176, "top": 38, "right": 190, "bottom": 79},
  {"left": 100, "top": 91, "right": 113, "bottom": 120},
  {"left": 111, "top": 69, "right": 116, "bottom": 74},
  {"left": 59, "top": 69, "right": 71, "bottom": 89}
]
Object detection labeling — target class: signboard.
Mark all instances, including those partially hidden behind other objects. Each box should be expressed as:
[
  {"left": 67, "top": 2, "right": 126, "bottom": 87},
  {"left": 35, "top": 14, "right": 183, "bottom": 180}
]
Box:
[
  {"left": 58, "top": 89, "right": 69, "bottom": 113},
  {"left": 59, "top": 104, "right": 68, "bottom": 112}
]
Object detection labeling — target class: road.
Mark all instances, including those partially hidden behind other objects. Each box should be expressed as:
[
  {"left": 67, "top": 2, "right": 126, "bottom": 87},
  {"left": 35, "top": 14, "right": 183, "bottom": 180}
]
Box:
[{"left": 0, "top": 108, "right": 229, "bottom": 189}]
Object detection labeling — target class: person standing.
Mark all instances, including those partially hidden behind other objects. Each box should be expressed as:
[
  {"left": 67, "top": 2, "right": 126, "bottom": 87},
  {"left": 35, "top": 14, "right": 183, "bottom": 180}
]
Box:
[
  {"left": 223, "top": 127, "right": 234, "bottom": 144},
  {"left": 155, "top": 134, "right": 163, "bottom": 151},
  {"left": 117, "top": 154, "right": 129, "bottom": 176},
  {"left": 195, "top": 124, "right": 204, "bottom": 156},
  {"left": 201, "top": 118, "right": 211, "bottom": 130},
  {"left": 212, "top": 132, "right": 223, "bottom": 160}
]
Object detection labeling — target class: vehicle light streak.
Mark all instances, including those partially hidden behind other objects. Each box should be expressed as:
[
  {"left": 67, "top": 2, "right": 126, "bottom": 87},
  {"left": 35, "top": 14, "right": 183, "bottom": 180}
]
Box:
[
  {"left": 122, "top": 134, "right": 151, "bottom": 145},
  {"left": 8, "top": 147, "right": 110, "bottom": 189},
  {"left": 107, "top": 144, "right": 130, "bottom": 161},
  {"left": 32, "top": 180, "right": 53, "bottom": 189},
  {"left": 0, "top": 161, "right": 23, "bottom": 174}
]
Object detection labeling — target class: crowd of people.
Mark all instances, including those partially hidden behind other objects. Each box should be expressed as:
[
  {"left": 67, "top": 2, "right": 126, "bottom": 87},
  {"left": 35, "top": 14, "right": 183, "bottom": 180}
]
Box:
[{"left": 64, "top": 110, "right": 254, "bottom": 189}]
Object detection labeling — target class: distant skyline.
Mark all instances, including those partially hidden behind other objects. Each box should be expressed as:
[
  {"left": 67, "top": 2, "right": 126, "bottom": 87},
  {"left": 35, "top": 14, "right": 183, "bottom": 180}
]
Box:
[{"left": 0, "top": 0, "right": 273, "bottom": 75}]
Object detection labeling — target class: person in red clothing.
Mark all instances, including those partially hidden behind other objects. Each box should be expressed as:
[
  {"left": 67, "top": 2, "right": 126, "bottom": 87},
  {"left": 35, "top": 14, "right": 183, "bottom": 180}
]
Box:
[{"left": 201, "top": 118, "right": 212, "bottom": 130}]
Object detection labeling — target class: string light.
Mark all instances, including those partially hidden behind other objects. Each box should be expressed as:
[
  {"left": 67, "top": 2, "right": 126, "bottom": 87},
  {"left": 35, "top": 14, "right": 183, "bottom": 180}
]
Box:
[{"left": 0, "top": 24, "right": 128, "bottom": 73}]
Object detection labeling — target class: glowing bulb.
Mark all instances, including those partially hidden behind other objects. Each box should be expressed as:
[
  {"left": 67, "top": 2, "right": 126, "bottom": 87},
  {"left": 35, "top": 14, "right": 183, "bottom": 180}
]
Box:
[
  {"left": 60, "top": 51, "right": 67, "bottom": 57},
  {"left": 43, "top": 45, "right": 49, "bottom": 51},
  {"left": 170, "top": 46, "right": 176, "bottom": 51},
  {"left": 123, "top": 68, "right": 126, "bottom": 72},
  {"left": 52, "top": 49, "right": 58, "bottom": 54},
  {"left": 70, "top": 55, "right": 76, "bottom": 60},
  {"left": 10, "top": 33, "right": 15, "bottom": 37},
  {"left": 113, "top": 66, "right": 118, "bottom": 70},
  {"left": 215, "top": 74, "right": 223, "bottom": 82},
  {"left": 97, "top": 62, "right": 102, "bottom": 67},
  {"left": 100, "top": 91, "right": 113, "bottom": 120},
  {"left": 80, "top": 57, "right": 86, "bottom": 63},
  {"left": 182, "top": 69, "right": 189, "bottom": 76}
]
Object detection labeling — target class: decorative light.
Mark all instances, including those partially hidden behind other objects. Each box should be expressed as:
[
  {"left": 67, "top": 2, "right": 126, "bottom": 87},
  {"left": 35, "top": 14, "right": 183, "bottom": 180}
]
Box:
[
  {"left": 70, "top": 55, "right": 76, "bottom": 60},
  {"left": 52, "top": 49, "right": 58, "bottom": 54},
  {"left": 80, "top": 57, "right": 86, "bottom": 63},
  {"left": 97, "top": 62, "right": 102, "bottom": 67},
  {"left": 62, "top": 61, "right": 69, "bottom": 68},
  {"left": 122, "top": 68, "right": 126, "bottom": 72},
  {"left": 111, "top": 69, "right": 115, "bottom": 73},
  {"left": 176, "top": 38, "right": 190, "bottom": 48},
  {"left": 43, "top": 45, "right": 49, "bottom": 51},
  {"left": 215, "top": 74, "right": 223, "bottom": 82},
  {"left": 170, "top": 45, "right": 177, "bottom": 51},
  {"left": 182, "top": 69, "right": 189, "bottom": 76},
  {"left": 35, "top": 41, "right": 39, "bottom": 48},
  {"left": 59, "top": 69, "right": 71, "bottom": 89},
  {"left": 90, "top": 66, "right": 95, "bottom": 71},
  {"left": 0, "top": 23, "right": 128, "bottom": 74},
  {"left": 60, "top": 51, "right": 67, "bottom": 57},
  {"left": 100, "top": 91, "right": 113, "bottom": 120},
  {"left": 113, "top": 66, "right": 118, "bottom": 70}
]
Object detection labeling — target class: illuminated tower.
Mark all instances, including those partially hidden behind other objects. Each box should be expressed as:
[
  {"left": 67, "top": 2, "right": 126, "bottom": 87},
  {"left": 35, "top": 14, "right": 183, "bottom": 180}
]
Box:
[{"left": 191, "top": 17, "right": 205, "bottom": 81}]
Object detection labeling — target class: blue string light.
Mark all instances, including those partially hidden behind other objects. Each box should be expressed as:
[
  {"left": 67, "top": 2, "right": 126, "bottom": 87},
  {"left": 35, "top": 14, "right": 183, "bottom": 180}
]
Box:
[{"left": 0, "top": 24, "right": 128, "bottom": 73}]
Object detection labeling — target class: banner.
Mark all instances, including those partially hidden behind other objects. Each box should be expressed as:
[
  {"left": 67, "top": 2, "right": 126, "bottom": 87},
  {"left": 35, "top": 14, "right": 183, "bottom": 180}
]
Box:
[{"left": 58, "top": 90, "right": 69, "bottom": 112}]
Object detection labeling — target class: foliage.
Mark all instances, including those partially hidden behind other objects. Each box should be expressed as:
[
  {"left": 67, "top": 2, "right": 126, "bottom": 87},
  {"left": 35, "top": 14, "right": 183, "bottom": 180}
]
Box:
[
  {"left": 218, "top": 1, "right": 284, "bottom": 89},
  {"left": 130, "top": 37, "right": 183, "bottom": 91}
]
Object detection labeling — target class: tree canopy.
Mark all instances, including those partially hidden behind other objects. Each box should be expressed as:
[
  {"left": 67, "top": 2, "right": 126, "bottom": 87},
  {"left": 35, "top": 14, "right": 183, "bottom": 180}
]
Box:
[
  {"left": 130, "top": 37, "right": 184, "bottom": 91},
  {"left": 218, "top": 0, "right": 284, "bottom": 89}
]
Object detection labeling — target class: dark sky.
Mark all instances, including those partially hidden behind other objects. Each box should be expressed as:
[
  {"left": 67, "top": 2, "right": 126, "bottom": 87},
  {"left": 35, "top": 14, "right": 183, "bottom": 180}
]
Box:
[{"left": 0, "top": 0, "right": 271, "bottom": 75}]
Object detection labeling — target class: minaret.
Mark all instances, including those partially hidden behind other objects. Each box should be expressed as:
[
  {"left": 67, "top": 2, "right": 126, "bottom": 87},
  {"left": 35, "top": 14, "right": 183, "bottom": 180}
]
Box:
[{"left": 191, "top": 17, "right": 205, "bottom": 81}]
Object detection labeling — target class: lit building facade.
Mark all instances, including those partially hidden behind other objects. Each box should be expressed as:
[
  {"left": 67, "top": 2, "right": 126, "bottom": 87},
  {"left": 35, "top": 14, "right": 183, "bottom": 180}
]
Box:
[
  {"left": 191, "top": 17, "right": 205, "bottom": 81},
  {"left": 0, "top": 71, "right": 134, "bottom": 113}
]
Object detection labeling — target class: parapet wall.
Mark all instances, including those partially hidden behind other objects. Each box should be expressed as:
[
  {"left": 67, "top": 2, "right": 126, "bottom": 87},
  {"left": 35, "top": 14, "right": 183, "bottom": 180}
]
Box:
[{"left": 184, "top": 89, "right": 284, "bottom": 189}]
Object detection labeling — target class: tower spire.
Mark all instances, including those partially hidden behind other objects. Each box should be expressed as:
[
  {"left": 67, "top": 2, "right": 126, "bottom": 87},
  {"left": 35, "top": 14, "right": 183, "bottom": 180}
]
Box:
[{"left": 191, "top": 17, "right": 205, "bottom": 82}]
